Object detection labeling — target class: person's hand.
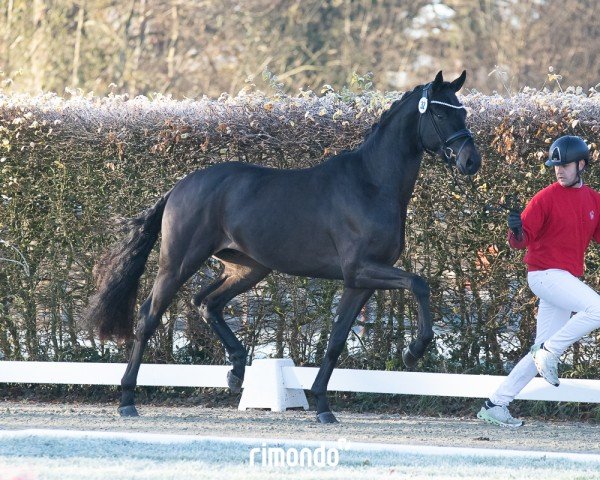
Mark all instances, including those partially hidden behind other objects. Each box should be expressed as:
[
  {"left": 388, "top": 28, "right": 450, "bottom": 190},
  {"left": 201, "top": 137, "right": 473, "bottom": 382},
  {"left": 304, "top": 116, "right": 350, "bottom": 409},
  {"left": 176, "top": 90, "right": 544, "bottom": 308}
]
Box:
[{"left": 507, "top": 211, "right": 523, "bottom": 238}]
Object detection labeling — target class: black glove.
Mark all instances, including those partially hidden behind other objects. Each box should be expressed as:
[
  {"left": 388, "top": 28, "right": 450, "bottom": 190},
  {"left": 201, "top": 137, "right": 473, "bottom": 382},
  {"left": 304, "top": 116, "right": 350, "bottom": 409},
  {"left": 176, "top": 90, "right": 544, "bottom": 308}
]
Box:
[{"left": 507, "top": 211, "right": 523, "bottom": 238}]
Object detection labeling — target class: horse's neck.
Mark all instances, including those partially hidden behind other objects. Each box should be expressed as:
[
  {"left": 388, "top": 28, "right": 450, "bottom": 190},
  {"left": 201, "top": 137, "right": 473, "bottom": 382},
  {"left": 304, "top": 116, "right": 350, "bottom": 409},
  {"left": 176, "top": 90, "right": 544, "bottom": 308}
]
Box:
[{"left": 361, "top": 119, "right": 423, "bottom": 202}]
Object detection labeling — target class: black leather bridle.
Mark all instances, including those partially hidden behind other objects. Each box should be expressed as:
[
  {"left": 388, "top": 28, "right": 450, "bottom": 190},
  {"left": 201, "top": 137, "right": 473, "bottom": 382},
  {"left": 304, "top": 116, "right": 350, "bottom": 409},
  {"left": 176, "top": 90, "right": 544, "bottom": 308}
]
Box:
[{"left": 417, "top": 82, "right": 473, "bottom": 167}]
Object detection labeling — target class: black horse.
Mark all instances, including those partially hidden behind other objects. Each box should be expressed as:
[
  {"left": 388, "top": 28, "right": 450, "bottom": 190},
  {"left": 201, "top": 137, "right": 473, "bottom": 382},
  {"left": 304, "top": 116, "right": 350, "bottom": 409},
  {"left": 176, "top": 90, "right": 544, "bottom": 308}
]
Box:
[{"left": 85, "top": 71, "right": 481, "bottom": 423}]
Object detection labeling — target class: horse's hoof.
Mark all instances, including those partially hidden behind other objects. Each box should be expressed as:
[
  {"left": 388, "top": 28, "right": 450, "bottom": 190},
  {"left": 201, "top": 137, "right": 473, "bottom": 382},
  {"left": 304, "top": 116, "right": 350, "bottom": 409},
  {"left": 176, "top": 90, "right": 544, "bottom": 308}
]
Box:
[
  {"left": 316, "top": 412, "right": 339, "bottom": 424},
  {"left": 227, "top": 370, "right": 243, "bottom": 393},
  {"left": 118, "top": 405, "right": 139, "bottom": 417},
  {"left": 402, "top": 346, "right": 419, "bottom": 369}
]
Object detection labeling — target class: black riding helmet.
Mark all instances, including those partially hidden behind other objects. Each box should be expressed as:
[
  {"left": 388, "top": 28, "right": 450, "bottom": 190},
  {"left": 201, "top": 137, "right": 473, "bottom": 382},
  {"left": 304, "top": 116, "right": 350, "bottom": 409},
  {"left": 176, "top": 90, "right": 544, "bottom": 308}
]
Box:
[{"left": 545, "top": 135, "right": 589, "bottom": 167}]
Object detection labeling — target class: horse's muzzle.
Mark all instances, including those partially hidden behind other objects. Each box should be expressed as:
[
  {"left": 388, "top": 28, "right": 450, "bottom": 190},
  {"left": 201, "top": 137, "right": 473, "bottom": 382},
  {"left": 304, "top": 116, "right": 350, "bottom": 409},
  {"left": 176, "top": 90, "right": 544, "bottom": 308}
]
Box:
[{"left": 456, "top": 140, "right": 481, "bottom": 175}]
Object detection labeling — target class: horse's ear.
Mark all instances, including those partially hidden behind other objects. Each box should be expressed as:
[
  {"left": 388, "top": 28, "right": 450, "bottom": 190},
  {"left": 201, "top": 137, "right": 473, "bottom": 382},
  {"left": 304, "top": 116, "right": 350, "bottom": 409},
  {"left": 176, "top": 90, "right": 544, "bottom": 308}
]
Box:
[
  {"left": 450, "top": 70, "right": 467, "bottom": 92},
  {"left": 432, "top": 71, "right": 444, "bottom": 89}
]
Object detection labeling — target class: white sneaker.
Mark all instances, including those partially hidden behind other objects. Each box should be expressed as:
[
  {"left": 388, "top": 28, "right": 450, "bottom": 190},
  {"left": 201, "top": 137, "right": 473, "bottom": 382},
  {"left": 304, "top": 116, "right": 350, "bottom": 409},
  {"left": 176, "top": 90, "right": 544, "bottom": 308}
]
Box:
[
  {"left": 477, "top": 404, "right": 523, "bottom": 428},
  {"left": 531, "top": 343, "right": 560, "bottom": 387}
]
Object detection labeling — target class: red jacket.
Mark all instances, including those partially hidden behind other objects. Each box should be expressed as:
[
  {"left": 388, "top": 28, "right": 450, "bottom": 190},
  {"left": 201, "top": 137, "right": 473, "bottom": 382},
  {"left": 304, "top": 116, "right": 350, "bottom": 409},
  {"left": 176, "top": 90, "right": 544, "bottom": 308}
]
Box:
[{"left": 508, "top": 182, "right": 600, "bottom": 277}]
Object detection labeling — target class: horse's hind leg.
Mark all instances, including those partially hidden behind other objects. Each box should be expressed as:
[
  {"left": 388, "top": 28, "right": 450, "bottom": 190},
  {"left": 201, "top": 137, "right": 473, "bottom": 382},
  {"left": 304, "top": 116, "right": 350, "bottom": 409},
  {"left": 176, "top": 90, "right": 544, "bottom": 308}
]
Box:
[
  {"left": 119, "top": 231, "right": 218, "bottom": 416},
  {"left": 192, "top": 252, "right": 271, "bottom": 393},
  {"left": 118, "top": 266, "right": 195, "bottom": 416},
  {"left": 310, "top": 287, "right": 374, "bottom": 423}
]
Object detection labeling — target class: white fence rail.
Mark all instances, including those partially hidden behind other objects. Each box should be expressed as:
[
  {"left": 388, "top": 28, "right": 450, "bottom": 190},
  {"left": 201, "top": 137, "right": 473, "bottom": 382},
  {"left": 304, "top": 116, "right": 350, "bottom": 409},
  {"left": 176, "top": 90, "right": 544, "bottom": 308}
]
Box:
[
  {"left": 1, "top": 360, "right": 599, "bottom": 411},
  {"left": 0, "top": 361, "right": 230, "bottom": 388}
]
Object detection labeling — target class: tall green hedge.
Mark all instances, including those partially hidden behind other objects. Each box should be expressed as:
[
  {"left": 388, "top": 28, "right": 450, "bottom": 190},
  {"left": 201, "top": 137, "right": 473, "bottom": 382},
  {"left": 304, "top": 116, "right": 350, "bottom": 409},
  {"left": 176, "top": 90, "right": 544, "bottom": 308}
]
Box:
[{"left": 0, "top": 86, "right": 599, "bottom": 379}]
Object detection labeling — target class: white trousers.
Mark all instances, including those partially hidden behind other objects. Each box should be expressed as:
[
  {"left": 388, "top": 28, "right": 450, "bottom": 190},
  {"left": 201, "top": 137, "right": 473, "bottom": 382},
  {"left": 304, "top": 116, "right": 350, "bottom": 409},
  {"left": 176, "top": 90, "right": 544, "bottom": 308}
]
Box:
[{"left": 490, "top": 269, "right": 600, "bottom": 406}]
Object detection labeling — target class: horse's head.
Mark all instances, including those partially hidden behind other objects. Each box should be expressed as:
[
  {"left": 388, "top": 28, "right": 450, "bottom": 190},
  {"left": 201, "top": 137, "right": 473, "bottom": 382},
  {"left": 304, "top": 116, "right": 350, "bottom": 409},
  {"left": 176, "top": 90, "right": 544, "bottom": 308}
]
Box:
[{"left": 418, "top": 71, "right": 481, "bottom": 175}]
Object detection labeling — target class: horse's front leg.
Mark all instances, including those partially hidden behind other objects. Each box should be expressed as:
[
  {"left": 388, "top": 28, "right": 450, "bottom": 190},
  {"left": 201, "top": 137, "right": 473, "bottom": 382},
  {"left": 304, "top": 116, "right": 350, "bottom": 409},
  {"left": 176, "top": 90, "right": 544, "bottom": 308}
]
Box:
[
  {"left": 310, "top": 287, "right": 374, "bottom": 424},
  {"left": 349, "top": 263, "right": 434, "bottom": 369}
]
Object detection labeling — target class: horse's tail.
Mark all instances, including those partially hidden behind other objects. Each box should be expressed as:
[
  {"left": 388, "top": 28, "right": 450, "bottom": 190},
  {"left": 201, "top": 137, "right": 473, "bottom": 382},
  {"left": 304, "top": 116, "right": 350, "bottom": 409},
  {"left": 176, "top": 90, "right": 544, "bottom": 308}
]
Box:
[{"left": 83, "top": 190, "right": 172, "bottom": 340}]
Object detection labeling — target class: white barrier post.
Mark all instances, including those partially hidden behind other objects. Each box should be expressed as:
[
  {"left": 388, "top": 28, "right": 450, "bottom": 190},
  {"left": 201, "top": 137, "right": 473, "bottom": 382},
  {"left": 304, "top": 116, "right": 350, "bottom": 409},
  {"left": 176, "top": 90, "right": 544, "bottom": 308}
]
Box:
[{"left": 238, "top": 358, "right": 309, "bottom": 412}]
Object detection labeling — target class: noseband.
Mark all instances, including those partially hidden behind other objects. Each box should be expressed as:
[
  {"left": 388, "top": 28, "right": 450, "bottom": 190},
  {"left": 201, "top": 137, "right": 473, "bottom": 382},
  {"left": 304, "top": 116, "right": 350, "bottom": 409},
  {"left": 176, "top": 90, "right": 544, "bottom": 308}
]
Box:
[{"left": 417, "top": 83, "right": 472, "bottom": 166}]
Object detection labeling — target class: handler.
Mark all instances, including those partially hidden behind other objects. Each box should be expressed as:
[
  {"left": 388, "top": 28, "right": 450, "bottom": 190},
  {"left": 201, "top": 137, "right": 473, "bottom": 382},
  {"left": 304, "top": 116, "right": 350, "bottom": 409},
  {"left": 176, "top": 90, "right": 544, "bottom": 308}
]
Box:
[{"left": 478, "top": 135, "right": 600, "bottom": 428}]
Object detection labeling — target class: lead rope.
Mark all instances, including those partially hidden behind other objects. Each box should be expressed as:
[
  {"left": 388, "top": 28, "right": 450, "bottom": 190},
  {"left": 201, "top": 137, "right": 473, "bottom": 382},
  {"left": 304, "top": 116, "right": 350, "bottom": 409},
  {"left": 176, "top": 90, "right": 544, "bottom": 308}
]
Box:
[
  {"left": 417, "top": 84, "right": 518, "bottom": 214},
  {"left": 447, "top": 161, "right": 521, "bottom": 213}
]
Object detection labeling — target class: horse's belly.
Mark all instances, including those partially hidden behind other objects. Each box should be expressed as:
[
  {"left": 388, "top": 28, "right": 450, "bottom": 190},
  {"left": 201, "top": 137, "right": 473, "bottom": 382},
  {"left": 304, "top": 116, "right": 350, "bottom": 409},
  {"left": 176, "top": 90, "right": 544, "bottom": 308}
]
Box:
[
  {"left": 253, "top": 250, "right": 344, "bottom": 280},
  {"left": 222, "top": 234, "right": 344, "bottom": 280},
  {"left": 279, "top": 263, "right": 344, "bottom": 280}
]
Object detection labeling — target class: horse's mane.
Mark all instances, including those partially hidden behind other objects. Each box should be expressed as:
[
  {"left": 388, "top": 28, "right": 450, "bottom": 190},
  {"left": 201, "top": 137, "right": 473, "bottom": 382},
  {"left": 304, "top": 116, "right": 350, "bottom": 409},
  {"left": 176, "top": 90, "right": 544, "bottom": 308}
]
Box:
[
  {"left": 326, "top": 84, "right": 422, "bottom": 160},
  {"left": 363, "top": 85, "right": 421, "bottom": 141}
]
